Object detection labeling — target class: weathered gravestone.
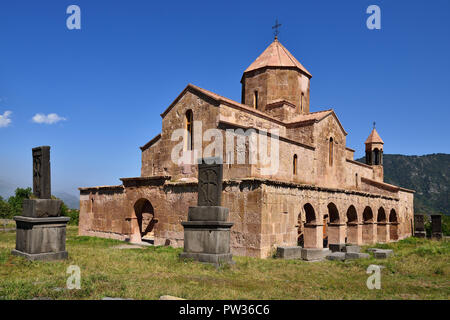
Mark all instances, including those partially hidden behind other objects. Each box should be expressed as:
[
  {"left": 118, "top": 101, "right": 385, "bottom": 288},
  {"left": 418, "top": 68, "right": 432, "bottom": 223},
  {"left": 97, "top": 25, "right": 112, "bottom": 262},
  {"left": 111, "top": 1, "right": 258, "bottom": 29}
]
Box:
[
  {"left": 414, "top": 214, "right": 426, "bottom": 238},
  {"left": 179, "top": 157, "right": 234, "bottom": 265},
  {"left": 11, "top": 146, "right": 69, "bottom": 261},
  {"left": 430, "top": 215, "right": 443, "bottom": 240}
]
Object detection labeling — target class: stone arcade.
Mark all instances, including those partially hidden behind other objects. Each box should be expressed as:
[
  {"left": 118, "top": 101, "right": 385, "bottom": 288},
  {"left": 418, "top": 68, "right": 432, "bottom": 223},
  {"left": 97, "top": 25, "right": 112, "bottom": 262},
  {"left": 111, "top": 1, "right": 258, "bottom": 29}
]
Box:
[
  {"left": 78, "top": 37, "right": 415, "bottom": 258},
  {"left": 12, "top": 146, "right": 69, "bottom": 261}
]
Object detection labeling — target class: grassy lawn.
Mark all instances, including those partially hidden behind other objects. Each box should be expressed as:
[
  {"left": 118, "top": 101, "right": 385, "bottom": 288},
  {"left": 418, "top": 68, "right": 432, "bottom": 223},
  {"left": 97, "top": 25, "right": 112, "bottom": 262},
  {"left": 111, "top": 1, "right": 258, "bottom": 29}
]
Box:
[{"left": 0, "top": 226, "right": 449, "bottom": 300}]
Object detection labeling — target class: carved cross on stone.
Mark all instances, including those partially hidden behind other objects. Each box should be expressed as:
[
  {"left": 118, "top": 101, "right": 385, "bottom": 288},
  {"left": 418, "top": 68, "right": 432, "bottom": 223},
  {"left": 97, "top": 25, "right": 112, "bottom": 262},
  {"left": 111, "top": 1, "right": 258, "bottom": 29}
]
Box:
[
  {"left": 197, "top": 157, "right": 223, "bottom": 206},
  {"left": 32, "top": 146, "right": 51, "bottom": 199}
]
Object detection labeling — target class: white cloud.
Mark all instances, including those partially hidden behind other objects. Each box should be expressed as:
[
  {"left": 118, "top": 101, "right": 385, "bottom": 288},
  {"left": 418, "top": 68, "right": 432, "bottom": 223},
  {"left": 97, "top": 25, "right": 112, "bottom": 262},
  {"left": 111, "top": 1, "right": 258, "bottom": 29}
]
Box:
[
  {"left": 32, "top": 113, "right": 66, "bottom": 124},
  {"left": 0, "top": 110, "right": 12, "bottom": 128}
]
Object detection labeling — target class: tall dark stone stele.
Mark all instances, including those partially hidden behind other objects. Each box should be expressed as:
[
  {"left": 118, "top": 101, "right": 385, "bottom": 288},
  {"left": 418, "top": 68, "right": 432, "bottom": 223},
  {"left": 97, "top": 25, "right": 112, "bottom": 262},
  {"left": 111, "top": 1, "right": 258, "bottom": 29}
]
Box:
[
  {"left": 430, "top": 215, "right": 443, "bottom": 240},
  {"left": 413, "top": 214, "right": 426, "bottom": 238},
  {"left": 11, "top": 146, "right": 69, "bottom": 261},
  {"left": 180, "top": 157, "right": 234, "bottom": 265}
]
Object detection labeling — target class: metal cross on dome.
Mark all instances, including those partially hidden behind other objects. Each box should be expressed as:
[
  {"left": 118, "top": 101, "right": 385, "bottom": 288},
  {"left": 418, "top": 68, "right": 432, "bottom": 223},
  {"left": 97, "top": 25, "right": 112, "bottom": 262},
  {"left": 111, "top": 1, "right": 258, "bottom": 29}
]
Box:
[{"left": 272, "top": 19, "right": 282, "bottom": 40}]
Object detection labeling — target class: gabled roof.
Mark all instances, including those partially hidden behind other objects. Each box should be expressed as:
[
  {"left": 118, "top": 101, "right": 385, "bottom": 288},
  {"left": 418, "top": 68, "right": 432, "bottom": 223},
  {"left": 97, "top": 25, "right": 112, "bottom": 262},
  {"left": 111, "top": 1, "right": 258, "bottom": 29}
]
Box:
[
  {"left": 365, "top": 128, "right": 384, "bottom": 144},
  {"left": 286, "top": 109, "right": 348, "bottom": 136},
  {"left": 244, "top": 39, "right": 312, "bottom": 78}
]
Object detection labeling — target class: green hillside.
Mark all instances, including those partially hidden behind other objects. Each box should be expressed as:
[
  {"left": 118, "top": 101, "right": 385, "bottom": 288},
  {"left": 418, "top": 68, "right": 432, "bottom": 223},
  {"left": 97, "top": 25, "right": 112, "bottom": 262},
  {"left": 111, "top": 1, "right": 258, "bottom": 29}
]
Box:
[{"left": 357, "top": 153, "right": 449, "bottom": 215}]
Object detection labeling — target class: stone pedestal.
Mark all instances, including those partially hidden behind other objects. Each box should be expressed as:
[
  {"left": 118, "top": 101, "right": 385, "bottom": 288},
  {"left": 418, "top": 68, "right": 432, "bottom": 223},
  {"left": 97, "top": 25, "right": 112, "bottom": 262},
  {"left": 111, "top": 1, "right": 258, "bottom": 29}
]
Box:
[
  {"left": 180, "top": 206, "right": 234, "bottom": 265},
  {"left": 328, "top": 223, "right": 345, "bottom": 250},
  {"left": 414, "top": 214, "right": 427, "bottom": 238},
  {"left": 12, "top": 215, "right": 69, "bottom": 261}
]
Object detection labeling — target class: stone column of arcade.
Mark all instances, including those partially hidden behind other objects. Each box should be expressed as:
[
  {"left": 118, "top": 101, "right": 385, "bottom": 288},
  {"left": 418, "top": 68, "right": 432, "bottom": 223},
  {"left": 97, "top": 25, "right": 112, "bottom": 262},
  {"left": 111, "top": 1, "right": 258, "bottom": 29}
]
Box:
[{"left": 11, "top": 146, "right": 69, "bottom": 261}]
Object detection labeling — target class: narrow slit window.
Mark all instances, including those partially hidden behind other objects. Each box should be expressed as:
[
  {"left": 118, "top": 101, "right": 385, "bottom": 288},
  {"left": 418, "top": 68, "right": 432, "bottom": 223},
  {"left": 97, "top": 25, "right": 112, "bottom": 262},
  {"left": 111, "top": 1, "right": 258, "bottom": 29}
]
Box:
[
  {"left": 185, "top": 110, "right": 193, "bottom": 150},
  {"left": 329, "top": 137, "right": 334, "bottom": 166},
  {"left": 293, "top": 154, "right": 298, "bottom": 175},
  {"left": 253, "top": 91, "right": 258, "bottom": 110}
]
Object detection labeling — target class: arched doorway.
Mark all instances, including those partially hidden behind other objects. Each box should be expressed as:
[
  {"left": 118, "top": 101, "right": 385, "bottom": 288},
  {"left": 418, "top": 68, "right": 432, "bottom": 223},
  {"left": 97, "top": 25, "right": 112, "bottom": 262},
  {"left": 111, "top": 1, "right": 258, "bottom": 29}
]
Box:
[
  {"left": 362, "top": 206, "right": 376, "bottom": 244},
  {"left": 303, "top": 203, "right": 322, "bottom": 248},
  {"left": 131, "top": 199, "right": 157, "bottom": 243},
  {"left": 377, "top": 207, "right": 388, "bottom": 243},
  {"left": 327, "top": 203, "right": 344, "bottom": 247},
  {"left": 346, "top": 205, "right": 360, "bottom": 244},
  {"left": 389, "top": 209, "right": 398, "bottom": 240}
]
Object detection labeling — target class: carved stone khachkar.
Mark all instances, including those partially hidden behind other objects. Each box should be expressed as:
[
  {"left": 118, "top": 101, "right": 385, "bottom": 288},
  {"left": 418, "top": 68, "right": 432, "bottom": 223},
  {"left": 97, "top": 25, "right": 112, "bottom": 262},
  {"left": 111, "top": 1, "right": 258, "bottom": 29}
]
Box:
[
  {"left": 413, "top": 214, "right": 427, "bottom": 238},
  {"left": 180, "top": 157, "right": 234, "bottom": 265},
  {"left": 430, "top": 215, "right": 443, "bottom": 240},
  {"left": 11, "top": 146, "right": 69, "bottom": 261}
]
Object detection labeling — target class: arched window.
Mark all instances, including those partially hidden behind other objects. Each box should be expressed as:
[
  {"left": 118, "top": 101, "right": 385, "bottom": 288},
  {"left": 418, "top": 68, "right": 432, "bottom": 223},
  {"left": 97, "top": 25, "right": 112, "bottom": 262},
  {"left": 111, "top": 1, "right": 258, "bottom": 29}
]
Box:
[
  {"left": 293, "top": 154, "right": 298, "bottom": 175},
  {"left": 329, "top": 137, "right": 334, "bottom": 166},
  {"left": 253, "top": 91, "right": 258, "bottom": 110},
  {"left": 185, "top": 110, "right": 193, "bottom": 150},
  {"left": 374, "top": 148, "right": 380, "bottom": 165}
]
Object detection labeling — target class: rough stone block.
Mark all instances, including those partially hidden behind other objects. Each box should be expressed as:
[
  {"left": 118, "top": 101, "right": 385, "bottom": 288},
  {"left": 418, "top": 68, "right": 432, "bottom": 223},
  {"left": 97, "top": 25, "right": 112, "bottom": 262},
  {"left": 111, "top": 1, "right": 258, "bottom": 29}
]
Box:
[
  {"left": 345, "top": 252, "right": 370, "bottom": 259},
  {"left": 22, "top": 199, "right": 62, "bottom": 218},
  {"left": 181, "top": 221, "right": 233, "bottom": 255},
  {"left": 329, "top": 243, "right": 346, "bottom": 253},
  {"left": 373, "top": 249, "right": 394, "bottom": 259},
  {"left": 276, "top": 246, "right": 302, "bottom": 259},
  {"left": 187, "top": 206, "right": 229, "bottom": 222},
  {"left": 12, "top": 216, "right": 69, "bottom": 261},
  {"left": 326, "top": 252, "right": 346, "bottom": 261},
  {"left": 344, "top": 245, "right": 361, "bottom": 253},
  {"left": 301, "top": 248, "right": 330, "bottom": 261}
]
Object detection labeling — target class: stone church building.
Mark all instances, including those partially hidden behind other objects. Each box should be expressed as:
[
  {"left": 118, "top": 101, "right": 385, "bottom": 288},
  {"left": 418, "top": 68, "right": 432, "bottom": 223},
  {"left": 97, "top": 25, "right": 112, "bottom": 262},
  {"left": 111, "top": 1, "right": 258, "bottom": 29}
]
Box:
[{"left": 79, "top": 38, "right": 414, "bottom": 258}]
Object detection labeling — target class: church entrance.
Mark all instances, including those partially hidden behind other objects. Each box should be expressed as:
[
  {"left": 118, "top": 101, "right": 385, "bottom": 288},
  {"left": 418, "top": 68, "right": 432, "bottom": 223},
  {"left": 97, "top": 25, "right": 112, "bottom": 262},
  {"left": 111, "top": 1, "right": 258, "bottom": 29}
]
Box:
[{"left": 131, "top": 199, "right": 157, "bottom": 243}]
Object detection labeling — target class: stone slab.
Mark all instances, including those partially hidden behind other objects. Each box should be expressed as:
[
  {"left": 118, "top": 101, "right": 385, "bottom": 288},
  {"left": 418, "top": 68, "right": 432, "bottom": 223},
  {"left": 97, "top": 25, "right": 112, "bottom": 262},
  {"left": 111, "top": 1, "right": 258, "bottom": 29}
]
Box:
[
  {"left": 329, "top": 243, "right": 346, "bottom": 253},
  {"left": 276, "top": 246, "right": 302, "bottom": 259},
  {"left": 344, "top": 245, "right": 361, "bottom": 253},
  {"left": 179, "top": 252, "right": 233, "bottom": 265},
  {"left": 414, "top": 231, "right": 427, "bottom": 238},
  {"left": 159, "top": 295, "right": 185, "bottom": 300},
  {"left": 373, "top": 249, "right": 394, "bottom": 259},
  {"left": 197, "top": 157, "right": 223, "bottom": 206},
  {"left": 22, "top": 199, "right": 62, "bottom": 218},
  {"left": 11, "top": 249, "right": 68, "bottom": 261},
  {"left": 187, "top": 206, "right": 229, "bottom": 222},
  {"left": 345, "top": 252, "right": 370, "bottom": 260},
  {"left": 326, "top": 252, "right": 346, "bottom": 261},
  {"left": 301, "top": 248, "right": 330, "bottom": 261}
]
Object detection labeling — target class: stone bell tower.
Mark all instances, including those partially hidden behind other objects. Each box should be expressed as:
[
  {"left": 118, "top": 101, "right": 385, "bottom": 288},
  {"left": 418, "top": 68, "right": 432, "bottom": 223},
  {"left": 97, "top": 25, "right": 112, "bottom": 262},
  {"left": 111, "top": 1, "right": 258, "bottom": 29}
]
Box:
[
  {"left": 365, "top": 125, "right": 384, "bottom": 181},
  {"left": 240, "top": 37, "right": 312, "bottom": 121}
]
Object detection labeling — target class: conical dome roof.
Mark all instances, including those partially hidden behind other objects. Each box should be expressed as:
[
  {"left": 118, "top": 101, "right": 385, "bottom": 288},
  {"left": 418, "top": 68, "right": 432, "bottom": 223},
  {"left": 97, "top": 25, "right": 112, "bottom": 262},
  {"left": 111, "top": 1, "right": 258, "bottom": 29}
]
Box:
[
  {"left": 365, "top": 128, "right": 384, "bottom": 144},
  {"left": 244, "top": 39, "right": 312, "bottom": 78}
]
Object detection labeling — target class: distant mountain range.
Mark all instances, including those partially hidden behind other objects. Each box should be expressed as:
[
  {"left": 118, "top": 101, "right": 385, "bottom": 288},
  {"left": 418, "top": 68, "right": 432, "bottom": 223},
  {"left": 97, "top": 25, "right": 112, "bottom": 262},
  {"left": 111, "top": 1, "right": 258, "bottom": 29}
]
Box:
[
  {"left": 357, "top": 153, "right": 449, "bottom": 215},
  {"left": 2, "top": 153, "right": 449, "bottom": 213},
  {"left": 0, "top": 180, "right": 80, "bottom": 209}
]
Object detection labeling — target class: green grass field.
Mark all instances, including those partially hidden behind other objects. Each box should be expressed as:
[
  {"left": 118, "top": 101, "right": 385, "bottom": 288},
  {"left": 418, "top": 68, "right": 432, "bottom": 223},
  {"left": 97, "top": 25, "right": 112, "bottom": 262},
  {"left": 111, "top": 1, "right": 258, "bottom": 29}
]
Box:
[{"left": 0, "top": 226, "right": 449, "bottom": 300}]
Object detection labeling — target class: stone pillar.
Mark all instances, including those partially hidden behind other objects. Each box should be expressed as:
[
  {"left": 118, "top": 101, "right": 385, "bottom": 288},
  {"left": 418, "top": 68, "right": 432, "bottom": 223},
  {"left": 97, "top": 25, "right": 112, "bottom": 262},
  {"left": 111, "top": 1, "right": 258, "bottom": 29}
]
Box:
[
  {"left": 180, "top": 157, "right": 234, "bottom": 265},
  {"left": 390, "top": 222, "right": 399, "bottom": 241},
  {"left": 377, "top": 222, "right": 389, "bottom": 243},
  {"left": 362, "top": 222, "right": 377, "bottom": 244},
  {"left": 347, "top": 222, "right": 363, "bottom": 245},
  {"left": 12, "top": 146, "right": 69, "bottom": 261},
  {"left": 328, "top": 223, "right": 346, "bottom": 251},
  {"left": 431, "top": 215, "right": 443, "bottom": 240},
  {"left": 303, "top": 223, "right": 323, "bottom": 249},
  {"left": 414, "top": 214, "right": 427, "bottom": 238}
]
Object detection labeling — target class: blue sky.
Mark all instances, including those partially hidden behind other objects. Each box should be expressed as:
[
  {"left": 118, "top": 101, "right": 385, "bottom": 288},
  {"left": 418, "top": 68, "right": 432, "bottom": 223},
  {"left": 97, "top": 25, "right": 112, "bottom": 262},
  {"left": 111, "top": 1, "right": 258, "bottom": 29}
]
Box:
[{"left": 0, "top": 0, "right": 449, "bottom": 197}]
